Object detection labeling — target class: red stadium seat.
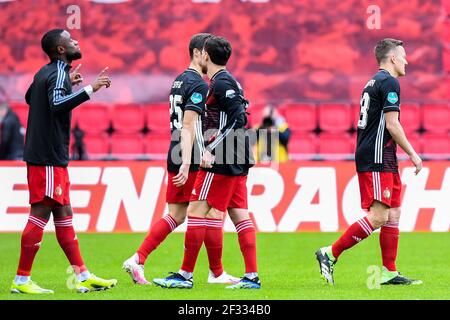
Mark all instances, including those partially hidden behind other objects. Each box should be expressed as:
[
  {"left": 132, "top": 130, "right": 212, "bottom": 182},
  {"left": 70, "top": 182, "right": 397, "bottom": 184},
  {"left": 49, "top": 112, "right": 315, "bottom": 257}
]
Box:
[
  {"left": 145, "top": 132, "right": 171, "bottom": 158},
  {"left": 77, "top": 104, "right": 110, "bottom": 134},
  {"left": 318, "top": 133, "right": 354, "bottom": 155},
  {"left": 318, "top": 103, "right": 352, "bottom": 132},
  {"left": 146, "top": 103, "right": 170, "bottom": 132},
  {"left": 111, "top": 134, "right": 145, "bottom": 158},
  {"left": 443, "top": 45, "right": 450, "bottom": 72},
  {"left": 111, "top": 104, "right": 145, "bottom": 133},
  {"left": 83, "top": 133, "right": 110, "bottom": 159},
  {"left": 279, "top": 103, "right": 317, "bottom": 132},
  {"left": 9, "top": 102, "right": 29, "bottom": 128},
  {"left": 396, "top": 133, "right": 422, "bottom": 158},
  {"left": 421, "top": 133, "right": 450, "bottom": 155},
  {"left": 422, "top": 104, "right": 450, "bottom": 133},
  {"left": 288, "top": 133, "right": 317, "bottom": 157},
  {"left": 246, "top": 104, "right": 266, "bottom": 128},
  {"left": 400, "top": 103, "right": 421, "bottom": 133},
  {"left": 352, "top": 104, "right": 361, "bottom": 130}
]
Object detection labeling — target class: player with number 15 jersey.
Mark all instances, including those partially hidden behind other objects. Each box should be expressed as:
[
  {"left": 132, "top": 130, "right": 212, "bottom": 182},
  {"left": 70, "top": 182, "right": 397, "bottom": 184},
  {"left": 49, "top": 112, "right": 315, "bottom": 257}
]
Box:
[{"left": 123, "top": 34, "right": 239, "bottom": 286}]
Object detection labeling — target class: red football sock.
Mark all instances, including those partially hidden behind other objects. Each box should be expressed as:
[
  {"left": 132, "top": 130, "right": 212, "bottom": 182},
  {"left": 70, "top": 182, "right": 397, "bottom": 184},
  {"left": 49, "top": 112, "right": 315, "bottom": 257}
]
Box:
[
  {"left": 54, "top": 216, "right": 87, "bottom": 274},
  {"left": 17, "top": 215, "right": 48, "bottom": 276},
  {"left": 332, "top": 217, "right": 374, "bottom": 259},
  {"left": 204, "top": 218, "right": 223, "bottom": 277},
  {"left": 380, "top": 223, "right": 399, "bottom": 271},
  {"left": 180, "top": 216, "right": 206, "bottom": 273},
  {"left": 236, "top": 219, "right": 258, "bottom": 273},
  {"left": 137, "top": 215, "right": 178, "bottom": 264}
]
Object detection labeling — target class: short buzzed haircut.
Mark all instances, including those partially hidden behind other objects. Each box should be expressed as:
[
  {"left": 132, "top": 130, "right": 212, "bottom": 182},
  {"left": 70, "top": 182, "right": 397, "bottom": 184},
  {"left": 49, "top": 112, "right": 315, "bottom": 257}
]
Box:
[
  {"left": 204, "top": 36, "right": 232, "bottom": 66},
  {"left": 189, "top": 33, "right": 212, "bottom": 60},
  {"left": 41, "top": 29, "right": 65, "bottom": 56},
  {"left": 374, "top": 38, "right": 403, "bottom": 65}
]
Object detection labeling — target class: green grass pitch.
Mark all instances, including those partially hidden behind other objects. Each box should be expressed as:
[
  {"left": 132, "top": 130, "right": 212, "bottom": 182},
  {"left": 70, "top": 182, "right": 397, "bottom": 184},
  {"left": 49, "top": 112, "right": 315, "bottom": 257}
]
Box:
[{"left": 0, "top": 232, "right": 449, "bottom": 300}]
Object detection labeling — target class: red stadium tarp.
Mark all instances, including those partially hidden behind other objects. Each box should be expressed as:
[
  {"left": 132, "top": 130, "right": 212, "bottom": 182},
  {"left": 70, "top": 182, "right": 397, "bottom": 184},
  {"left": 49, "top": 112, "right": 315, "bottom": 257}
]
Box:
[{"left": 0, "top": 161, "right": 448, "bottom": 232}]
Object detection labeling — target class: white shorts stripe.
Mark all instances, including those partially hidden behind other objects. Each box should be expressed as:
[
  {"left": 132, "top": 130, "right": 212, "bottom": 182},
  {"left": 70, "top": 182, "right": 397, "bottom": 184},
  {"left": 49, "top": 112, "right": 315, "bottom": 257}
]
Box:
[
  {"left": 198, "top": 172, "right": 209, "bottom": 199},
  {"left": 373, "top": 171, "right": 381, "bottom": 201},
  {"left": 199, "top": 172, "right": 214, "bottom": 200},
  {"left": 376, "top": 172, "right": 381, "bottom": 200},
  {"left": 372, "top": 172, "right": 377, "bottom": 201},
  {"left": 45, "top": 166, "right": 49, "bottom": 197},
  {"left": 50, "top": 166, "right": 54, "bottom": 198}
]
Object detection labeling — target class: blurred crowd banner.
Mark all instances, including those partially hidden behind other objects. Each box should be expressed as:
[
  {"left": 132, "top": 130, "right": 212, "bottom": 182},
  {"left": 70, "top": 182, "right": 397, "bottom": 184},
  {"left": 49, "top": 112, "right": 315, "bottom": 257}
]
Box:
[
  {"left": 0, "top": 0, "right": 449, "bottom": 104},
  {"left": 0, "top": 161, "right": 448, "bottom": 232}
]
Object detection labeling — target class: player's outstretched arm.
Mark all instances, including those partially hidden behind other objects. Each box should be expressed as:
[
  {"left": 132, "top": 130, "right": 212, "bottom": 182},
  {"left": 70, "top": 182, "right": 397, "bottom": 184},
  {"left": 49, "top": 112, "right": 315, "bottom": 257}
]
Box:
[
  {"left": 173, "top": 110, "right": 198, "bottom": 187},
  {"left": 47, "top": 66, "right": 111, "bottom": 114},
  {"left": 385, "top": 111, "right": 422, "bottom": 175}
]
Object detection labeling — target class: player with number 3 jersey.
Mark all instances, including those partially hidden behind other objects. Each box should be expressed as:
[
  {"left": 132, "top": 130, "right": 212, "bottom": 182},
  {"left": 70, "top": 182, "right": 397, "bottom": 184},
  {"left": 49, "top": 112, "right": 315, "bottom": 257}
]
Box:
[{"left": 316, "top": 38, "right": 423, "bottom": 286}]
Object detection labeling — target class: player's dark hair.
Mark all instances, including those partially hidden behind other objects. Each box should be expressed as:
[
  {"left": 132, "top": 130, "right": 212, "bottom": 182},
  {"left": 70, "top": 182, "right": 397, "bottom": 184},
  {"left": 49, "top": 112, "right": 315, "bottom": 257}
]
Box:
[
  {"left": 374, "top": 38, "right": 403, "bottom": 65},
  {"left": 41, "top": 29, "right": 65, "bottom": 57},
  {"left": 189, "top": 33, "right": 212, "bottom": 60},
  {"left": 204, "top": 36, "right": 232, "bottom": 66}
]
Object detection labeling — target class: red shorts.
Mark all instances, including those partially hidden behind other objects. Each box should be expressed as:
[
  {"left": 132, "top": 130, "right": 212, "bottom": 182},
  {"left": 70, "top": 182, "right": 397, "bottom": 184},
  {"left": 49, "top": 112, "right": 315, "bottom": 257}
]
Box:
[
  {"left": 166, "top": 171, "right": 198, "bottom": 203},
  {"left": 190, "top": 170, "right": 248, "bottom": 212},
  {"left": 357, "top": 171, "right": 401, "bottom": 210},
  {"left": 27, "top": 165, "right": 71, "bottom": 206}
]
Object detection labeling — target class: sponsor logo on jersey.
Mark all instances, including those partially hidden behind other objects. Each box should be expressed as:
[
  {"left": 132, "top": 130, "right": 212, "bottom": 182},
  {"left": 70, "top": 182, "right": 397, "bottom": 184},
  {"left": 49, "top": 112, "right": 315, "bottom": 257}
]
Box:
[
  {"left": 225, "top": 89, "right": 236, "bottom": 98},
  {"left": 190, "top": 92, "right": 203, "bottom": 104},
  {"left": 387, "top": 92, "right": 398, "bottom": 104},
  {"left": 383, "top": 188, "right": 391, "bottom": 199}
]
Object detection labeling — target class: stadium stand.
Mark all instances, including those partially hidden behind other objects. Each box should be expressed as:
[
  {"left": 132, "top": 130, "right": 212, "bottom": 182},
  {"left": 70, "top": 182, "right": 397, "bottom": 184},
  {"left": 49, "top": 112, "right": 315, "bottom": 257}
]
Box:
[
  {"left": 279, "top": 103, "right": 317, "bottom": 133},
  {"left": 76, "top": 104, "right": 110, "bottom": 134},
  {"left": 111, "top": 104, "right": 146, "bottom": 134},
  {"left": 0, "top": 1, "right": 448, "bottom": 160},
  {"left": 318, "top": 103, "right": 352, "bottom": 132}
]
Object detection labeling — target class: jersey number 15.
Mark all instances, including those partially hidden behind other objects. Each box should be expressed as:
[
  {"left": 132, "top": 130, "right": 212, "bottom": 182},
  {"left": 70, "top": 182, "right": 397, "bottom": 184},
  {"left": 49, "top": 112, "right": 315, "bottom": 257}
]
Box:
[
  {"left": 169, "top": 94, "right": 183, "bottom": 130},
  {"left": 358, "top": 92, "right": 370, "bottom": 129}
]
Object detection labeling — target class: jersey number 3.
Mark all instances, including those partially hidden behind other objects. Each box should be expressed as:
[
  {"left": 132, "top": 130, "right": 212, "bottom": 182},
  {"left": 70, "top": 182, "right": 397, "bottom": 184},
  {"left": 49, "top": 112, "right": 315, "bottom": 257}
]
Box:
[
  {"left": 358, "top": 92, "right": 370, "bottom": 129},
  {"left": 169, "top": 94, "right": 183, "bottom": 130}
]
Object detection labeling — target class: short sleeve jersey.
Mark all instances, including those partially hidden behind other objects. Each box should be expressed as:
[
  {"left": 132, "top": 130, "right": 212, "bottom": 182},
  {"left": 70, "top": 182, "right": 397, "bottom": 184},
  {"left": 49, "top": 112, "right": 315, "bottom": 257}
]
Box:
[
  {"left": 167, "top": 68, "right": 208, "bottom": 173},
  {"left": 355, "top": 69, "right": 401, "bottom": 172}
]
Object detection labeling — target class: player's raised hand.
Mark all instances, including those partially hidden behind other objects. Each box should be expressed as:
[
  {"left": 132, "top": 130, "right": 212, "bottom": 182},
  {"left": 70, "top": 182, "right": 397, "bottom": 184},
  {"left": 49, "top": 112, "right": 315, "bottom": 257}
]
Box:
[
  {"left": 91, "top": 67, "right": 111, "bottom": 92},
  {"left": 70, "top": 64, "right": 83, "bottom": 86},
  {"left": 173, "top": 163, "right": 190, "bottom": 187},
  {"left": 200, "top": 150, "right": 215, "bottom": 169},
  {"left": 410, "top": 153, "right": 422, "bottom": 175}
]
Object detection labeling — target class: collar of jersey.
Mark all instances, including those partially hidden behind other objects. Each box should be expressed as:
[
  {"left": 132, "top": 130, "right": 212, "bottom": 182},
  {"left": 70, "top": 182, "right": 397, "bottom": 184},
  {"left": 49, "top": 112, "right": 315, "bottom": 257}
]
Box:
[
  {"left": 211, "top": 68, "right": 227, "bottom": 81},
  {"left": 378, "top": 68, "right": 391, "bottom": 76},
  {"left": 51, "top": 59, "right": 71, "bottom": 71},
  {"left": 186, "top": 68, "right": 202, "bottom": 77}
]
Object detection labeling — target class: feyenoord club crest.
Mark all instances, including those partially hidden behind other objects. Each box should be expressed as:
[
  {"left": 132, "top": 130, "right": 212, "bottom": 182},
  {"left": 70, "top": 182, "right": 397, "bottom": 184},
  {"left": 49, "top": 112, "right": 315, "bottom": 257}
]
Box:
[
  {"left": 383, "top": 188, "right": 391, "bottom": 199},
  {"left": 55, "top": 184, "right": 63, "bottom": 197}
]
